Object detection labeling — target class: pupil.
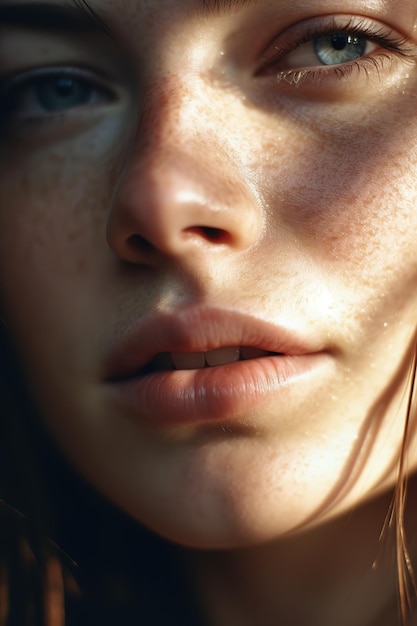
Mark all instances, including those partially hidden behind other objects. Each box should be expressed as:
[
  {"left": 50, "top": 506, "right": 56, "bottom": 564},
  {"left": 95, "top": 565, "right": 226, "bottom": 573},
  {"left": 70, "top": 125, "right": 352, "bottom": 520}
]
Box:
[
  {"left": 54, "top": 77, "right": 76, "bottom": 97},
  {"left": 331, "top": 34, "right": 349, "bottom": 51}
]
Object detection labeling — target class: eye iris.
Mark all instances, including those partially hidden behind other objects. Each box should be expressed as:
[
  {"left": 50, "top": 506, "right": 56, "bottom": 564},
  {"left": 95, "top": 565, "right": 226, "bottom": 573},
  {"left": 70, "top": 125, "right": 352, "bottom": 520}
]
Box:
[
  {"left": 36, "top": 76, "right": 92, "bottom": 112},
  {"left": 314, "top": 33, "right": 367, "bottom": 65}
]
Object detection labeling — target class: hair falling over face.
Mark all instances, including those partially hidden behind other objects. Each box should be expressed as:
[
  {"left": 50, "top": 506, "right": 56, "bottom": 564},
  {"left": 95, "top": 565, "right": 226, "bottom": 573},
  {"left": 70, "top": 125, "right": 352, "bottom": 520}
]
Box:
[
  {"left": 0, "top": 328, "right": 69, "bottom": 626},
  {"left": 0, "top": 509, "right": 68, "bottom": 626},
  {"left": 390, "top": 332, "right": 417, "bottom": 625}
]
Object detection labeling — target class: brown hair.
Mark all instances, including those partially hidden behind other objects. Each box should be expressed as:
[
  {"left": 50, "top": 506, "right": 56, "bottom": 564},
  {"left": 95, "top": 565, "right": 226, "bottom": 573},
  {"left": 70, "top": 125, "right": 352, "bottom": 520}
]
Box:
[
  {"left": 0, "top": 323, "right": 68, "bottom": 625},
  {"left": 392, "top": 337, "right": 417, "bottom": 625}
]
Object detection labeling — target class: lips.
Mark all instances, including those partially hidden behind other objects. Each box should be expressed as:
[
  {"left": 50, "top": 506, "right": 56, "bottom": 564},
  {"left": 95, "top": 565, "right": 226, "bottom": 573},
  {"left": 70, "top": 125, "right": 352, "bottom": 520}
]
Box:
[{"left": 105, "top": 306, "right": 329, "bottom": 425}]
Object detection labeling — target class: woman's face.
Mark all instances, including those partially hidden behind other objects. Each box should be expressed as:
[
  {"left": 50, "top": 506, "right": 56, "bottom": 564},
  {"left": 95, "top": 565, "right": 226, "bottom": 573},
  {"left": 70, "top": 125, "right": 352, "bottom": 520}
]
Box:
[{"left": 1, "top": 0, "right": 417, "bottom": 548}]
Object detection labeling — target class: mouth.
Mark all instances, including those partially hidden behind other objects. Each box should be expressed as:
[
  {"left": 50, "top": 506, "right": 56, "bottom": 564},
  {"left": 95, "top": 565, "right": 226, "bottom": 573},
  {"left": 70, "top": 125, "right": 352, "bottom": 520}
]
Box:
[
  {"left": 105, "top": 305, "right": 319, "bottom": 381},
  {"left": 104, "top": 306, "right": 329, "bottom": 425},
  {"left": 140, "top": 346, "right": 281, "bottom": 375}
]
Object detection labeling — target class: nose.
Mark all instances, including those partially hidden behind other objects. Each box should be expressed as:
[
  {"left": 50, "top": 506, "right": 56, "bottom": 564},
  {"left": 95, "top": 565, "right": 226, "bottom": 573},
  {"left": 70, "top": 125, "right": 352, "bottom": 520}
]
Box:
[{"left": 106, "top": 82, "right": 263, "bottom": 266}]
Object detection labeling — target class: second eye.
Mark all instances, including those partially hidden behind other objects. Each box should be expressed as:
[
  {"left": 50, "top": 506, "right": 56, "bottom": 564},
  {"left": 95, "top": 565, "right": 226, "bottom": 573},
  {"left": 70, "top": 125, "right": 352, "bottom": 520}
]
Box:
[{"left": 0, "top": 68, "right": 116, "bottom": 122}]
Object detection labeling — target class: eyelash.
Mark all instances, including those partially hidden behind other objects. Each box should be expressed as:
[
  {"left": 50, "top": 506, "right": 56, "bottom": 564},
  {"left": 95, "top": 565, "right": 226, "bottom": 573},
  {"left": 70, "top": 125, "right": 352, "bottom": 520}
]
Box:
[{"left": 258, "top": 17, "right": 416, "bottom": 87}]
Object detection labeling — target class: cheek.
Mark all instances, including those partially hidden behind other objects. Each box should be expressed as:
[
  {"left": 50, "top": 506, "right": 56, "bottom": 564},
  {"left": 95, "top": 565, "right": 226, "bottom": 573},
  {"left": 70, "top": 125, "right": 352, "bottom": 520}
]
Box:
[
  {"left": 0, "top": 127, "right": 129, "bottom": 382},
  {"left": 299, "top": 146, "right": 417, "bottom": 268},
  {"left": 0, "top": 117, "right": 124, "bottom": 307},
  {"left": 257, "top": 105, "right": 417, "bottom": 301}
]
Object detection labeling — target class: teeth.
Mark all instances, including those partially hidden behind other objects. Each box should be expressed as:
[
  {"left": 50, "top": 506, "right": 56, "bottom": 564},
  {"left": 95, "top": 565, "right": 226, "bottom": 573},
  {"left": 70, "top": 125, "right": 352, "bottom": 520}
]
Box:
[
  {"left": 170, "top": 346, "right": 270, "bottom": 370},
  {"left": 205, "top": 346, "right": 240, "bottom": 367},
  {"left": 171, "top": 352, "right": 206, "bottom": 370}
]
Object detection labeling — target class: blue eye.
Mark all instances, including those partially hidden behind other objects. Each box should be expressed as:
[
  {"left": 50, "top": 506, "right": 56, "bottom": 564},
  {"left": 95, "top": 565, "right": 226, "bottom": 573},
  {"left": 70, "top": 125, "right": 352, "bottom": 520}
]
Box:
[
  {"left": 0, "top": 67, "right": 115, "bottom": 125},
  {"left": 35, "top": 75, "right": 95, "bottom": 112},
  {"left": 314, "top": 34, "right": 367, "bottom": 65}
]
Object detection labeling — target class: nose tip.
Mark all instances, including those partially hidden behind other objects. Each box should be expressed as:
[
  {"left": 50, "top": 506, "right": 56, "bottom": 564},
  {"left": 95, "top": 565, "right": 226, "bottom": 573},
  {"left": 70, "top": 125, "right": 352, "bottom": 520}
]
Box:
[{"left": 106, "top": 147, "right": 263, "bottom": 265}]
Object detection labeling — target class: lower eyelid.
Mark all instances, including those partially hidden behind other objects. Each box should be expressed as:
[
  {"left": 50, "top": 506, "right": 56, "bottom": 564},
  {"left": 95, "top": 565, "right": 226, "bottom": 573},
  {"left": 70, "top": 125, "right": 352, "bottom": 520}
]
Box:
[{"left": 271, "top": 55, "right": 404, "bottom": 96}]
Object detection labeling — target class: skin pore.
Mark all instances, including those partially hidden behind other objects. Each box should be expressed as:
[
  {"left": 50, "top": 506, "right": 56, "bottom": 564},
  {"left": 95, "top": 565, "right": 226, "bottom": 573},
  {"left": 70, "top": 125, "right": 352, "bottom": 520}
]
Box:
[{"left": 2, "top": 0, "right": 417, "bottom": 624}]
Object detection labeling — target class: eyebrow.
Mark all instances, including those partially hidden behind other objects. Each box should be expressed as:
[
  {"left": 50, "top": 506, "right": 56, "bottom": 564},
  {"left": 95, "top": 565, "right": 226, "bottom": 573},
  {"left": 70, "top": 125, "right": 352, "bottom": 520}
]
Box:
[
  {"left": 0, "top": 0, "right": 255, "bottom": 33},
  {"left": 0, "top": 1, "right": 112, "bottom": 34}
]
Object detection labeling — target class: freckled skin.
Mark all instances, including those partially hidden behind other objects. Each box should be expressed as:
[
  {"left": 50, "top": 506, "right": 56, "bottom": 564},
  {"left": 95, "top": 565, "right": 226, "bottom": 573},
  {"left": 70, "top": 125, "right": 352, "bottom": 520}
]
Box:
[{"left": 2, "top": 0, "right": 417, "bottom": 572}]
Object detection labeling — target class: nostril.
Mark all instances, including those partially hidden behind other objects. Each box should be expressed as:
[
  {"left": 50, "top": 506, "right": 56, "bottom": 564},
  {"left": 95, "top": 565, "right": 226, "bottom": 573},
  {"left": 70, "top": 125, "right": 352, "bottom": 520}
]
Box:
[
  {"left": 128, "top": 234, "right": 154, "bottom": 253},
  {"left": 185, "top": 226, "right": 231, "bottom": 244},
  {"left": 123, "top": 227, "right": 232, "bottom": 262}
]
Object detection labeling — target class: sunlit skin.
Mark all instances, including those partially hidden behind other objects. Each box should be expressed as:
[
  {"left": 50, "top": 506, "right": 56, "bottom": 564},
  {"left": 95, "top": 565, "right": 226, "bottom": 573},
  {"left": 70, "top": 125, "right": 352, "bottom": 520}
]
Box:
[{"left": 2, "top": 0, "right": 417, "bottom": 623}]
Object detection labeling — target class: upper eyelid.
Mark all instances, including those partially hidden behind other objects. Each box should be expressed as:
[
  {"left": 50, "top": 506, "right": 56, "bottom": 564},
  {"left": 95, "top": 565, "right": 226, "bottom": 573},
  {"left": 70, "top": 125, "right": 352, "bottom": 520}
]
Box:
[{"left": 0, "top": 65, "right": 115, "bottom": 95}]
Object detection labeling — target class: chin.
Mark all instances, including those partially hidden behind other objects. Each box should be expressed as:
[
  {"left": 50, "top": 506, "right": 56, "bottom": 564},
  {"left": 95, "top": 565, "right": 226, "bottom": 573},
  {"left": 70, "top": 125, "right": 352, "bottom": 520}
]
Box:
[{"left": 110, "top": 484, "right": 314, "bottom": 551}]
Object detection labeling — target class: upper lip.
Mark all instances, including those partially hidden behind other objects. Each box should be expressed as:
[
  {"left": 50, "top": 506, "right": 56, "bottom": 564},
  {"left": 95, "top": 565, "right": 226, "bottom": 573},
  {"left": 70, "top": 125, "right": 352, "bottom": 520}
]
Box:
[{"left": 104, "top": 305, "right": 323, "bottom": 380}]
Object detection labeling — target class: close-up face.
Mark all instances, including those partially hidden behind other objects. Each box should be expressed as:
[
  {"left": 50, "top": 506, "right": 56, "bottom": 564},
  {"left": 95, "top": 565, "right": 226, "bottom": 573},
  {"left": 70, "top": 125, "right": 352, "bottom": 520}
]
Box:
[{"left": 1, "top": 0, "right": 417, "bottom": 549}]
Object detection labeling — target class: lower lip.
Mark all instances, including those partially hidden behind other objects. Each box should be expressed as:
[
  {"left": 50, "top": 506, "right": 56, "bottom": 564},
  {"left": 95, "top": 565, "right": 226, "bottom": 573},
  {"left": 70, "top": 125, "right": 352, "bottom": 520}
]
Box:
[{"left": 108, "top": 353, "right": 328, "bottom": 426}]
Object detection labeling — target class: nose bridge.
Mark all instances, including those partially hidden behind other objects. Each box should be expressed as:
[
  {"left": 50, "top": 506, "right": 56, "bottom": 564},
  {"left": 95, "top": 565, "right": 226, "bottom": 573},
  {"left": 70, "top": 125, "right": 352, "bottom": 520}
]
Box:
[
  {"left": 134, "top": 74, "right": 235, "bottom": 190},
  {"left": 135, "top": 77, "right": 230, "bottom": 201},
  {"left": 107, "top": 74, "right": 263, "bottom": 263},
  {"left": 141, "top": 73, "right": 205, "bottom": 146}
]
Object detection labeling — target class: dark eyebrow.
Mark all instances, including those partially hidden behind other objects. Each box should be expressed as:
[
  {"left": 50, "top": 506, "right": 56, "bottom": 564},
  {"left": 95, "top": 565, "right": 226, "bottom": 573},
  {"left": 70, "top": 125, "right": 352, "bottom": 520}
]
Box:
[
  {"left": 0, "top": 1, "right": 112, "bottom": 34},
  {"left": 0, "top": 0, "right": 256, "bottom": 36}
]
